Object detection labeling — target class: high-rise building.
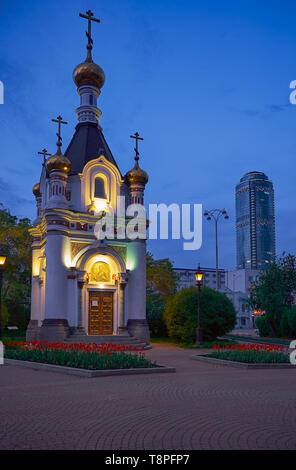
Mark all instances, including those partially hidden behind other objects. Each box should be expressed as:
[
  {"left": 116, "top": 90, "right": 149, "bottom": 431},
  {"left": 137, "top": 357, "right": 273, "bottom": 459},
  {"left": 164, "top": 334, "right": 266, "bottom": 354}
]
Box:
[{"left": 236, "top": 171, "right": 275, "bottom": 270}]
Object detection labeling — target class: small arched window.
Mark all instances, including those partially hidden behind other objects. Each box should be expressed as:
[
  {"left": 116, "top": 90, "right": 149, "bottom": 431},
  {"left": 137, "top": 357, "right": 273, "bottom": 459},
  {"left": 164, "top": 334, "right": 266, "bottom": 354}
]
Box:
[{"left": 94, "top": 176, "right": 107, "bottom": 199}]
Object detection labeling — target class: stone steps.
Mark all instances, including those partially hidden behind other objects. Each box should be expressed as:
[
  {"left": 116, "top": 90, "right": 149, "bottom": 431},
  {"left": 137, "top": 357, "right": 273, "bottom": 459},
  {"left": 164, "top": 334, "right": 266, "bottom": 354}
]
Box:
[{"left": 64, "top": 334, "right": 149, "bottom": 349}]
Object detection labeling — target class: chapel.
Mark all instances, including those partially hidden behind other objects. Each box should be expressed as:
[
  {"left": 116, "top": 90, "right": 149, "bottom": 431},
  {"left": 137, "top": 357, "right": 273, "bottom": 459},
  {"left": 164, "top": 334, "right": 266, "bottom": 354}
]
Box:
[{"left": 26, "top": 10, "right": 149, "bottom": 346}]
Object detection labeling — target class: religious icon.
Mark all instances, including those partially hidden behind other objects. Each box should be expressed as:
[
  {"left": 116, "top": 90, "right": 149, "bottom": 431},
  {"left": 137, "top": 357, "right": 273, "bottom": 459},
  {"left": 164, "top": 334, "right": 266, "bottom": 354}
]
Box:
[{"left": 89, "top": 261, "right": 111, "bottom": 283}]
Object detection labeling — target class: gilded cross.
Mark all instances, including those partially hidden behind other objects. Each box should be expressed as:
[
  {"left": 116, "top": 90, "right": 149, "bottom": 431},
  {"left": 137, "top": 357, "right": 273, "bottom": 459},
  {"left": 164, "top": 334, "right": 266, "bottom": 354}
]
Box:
[
  {"left": 130, "top": 132, "right": 144, "bottom": 158},
  {"left": 38, "top": 148, "right": 51, "bottom": 166},
  {"left": 79, "top": 9, "right": 100, "bottom": 46},
  {"left": 52, "top": 115, "right": 68, "bottom": 144}
]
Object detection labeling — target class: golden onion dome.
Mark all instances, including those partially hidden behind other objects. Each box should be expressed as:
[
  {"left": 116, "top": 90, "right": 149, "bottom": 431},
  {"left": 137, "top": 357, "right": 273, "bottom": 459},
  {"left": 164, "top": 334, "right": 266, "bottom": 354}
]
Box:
[
  {"left": 33, "top": 182, "right": 41, "bottom": 197},
  {"left": 87, "top": 201, "right": 97, "bottom": 213},
  {"left": 46, "top": 153, "right": 72, "bottom": 174},
  {"left": 126, "top": 157, "right": 149, "bottom": 186},
  {"left": 73, "top": 59, "right": 105, "bottom": 89}
]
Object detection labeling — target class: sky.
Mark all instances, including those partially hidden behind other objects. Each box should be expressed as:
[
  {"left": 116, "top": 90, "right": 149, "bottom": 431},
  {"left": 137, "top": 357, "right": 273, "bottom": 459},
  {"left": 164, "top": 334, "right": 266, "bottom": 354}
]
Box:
[{"left": 0, "top": 0, "right": 296, "bottom": 269}]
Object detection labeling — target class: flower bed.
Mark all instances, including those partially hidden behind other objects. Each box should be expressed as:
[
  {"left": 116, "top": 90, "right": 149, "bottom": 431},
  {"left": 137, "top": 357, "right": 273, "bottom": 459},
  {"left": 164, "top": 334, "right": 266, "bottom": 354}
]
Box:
[
  {"left": 209, "top": 342, "right": 290, "bottom": 363},
  {"left": 4, "top": 341, "right": 157, "bottom": 370}
]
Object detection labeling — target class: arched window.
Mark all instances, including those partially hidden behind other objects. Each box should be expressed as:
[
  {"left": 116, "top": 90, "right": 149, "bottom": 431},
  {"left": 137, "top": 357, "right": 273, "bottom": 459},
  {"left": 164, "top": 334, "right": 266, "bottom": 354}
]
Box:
[{"left": 94, "top": 176, "right": 107, "bottom": 199}]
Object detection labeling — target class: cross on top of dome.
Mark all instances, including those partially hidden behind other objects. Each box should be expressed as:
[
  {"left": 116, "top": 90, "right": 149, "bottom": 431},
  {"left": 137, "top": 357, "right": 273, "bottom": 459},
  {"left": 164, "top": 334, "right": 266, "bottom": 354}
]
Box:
[{"left": 79, "top": 9, "right": 101, "bottom": 61}]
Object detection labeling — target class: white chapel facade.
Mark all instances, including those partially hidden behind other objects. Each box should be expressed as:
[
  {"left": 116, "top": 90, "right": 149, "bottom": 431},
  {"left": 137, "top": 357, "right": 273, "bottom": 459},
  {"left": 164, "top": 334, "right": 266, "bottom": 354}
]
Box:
[{"left": 26, "top": 11, "right": 150, "bottom": 345}]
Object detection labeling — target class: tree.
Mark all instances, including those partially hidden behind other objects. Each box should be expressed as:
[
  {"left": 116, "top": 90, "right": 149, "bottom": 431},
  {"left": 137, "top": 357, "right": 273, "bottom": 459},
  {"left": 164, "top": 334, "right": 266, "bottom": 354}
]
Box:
[
  {"left": 288, "top": 306, "right": 296, "bottom": 336},
  {"left": 0, "top": 204, "right": 32, "bottom": 329},
  {"left": 163, "top": 286, "right": 236, "bottom": 343},
  {"left": 146, "top": 292, "right": 167, "bottom": 336},
  {"left": 146, "top": 252, "right": 179, "bottom": 337},
  {"left": 250, "top": 253, "right": 296, "bottom": 337},
  {"left": 146, "top": 252, "right": 178, "bottom": 300}
]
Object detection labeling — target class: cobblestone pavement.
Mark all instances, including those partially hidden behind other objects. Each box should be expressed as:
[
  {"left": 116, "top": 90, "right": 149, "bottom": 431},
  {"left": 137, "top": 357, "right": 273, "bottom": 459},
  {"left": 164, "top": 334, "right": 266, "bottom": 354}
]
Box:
[{"left": 0, "top": 343, "right": 295, "bottom": 450}]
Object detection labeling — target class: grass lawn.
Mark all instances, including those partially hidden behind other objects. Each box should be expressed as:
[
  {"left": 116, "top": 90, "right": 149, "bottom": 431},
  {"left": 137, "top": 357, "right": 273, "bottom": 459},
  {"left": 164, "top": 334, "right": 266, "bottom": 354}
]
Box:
[
  {"left": 2, "top": 330, "right": 26, "bottom": 343},
  {"left": 224, "top": 333, "right": 292, "bottom": 346},
  {"left": 150, "top": 337, "right": 238, "bottom": 349}
]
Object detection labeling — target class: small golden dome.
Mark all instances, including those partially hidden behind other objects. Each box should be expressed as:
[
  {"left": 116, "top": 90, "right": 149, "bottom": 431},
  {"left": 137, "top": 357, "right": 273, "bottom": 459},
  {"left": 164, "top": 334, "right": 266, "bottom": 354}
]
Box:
[
  {"left": 73, "top": 59, "right": 105, "bottom": 89},
  {"left": 46, "top": 153, "right": 72, "bottom": 174},
  {"left": 87, "top": 201, "right": 96, "bottom": 213},
  {"left": 33, "top": 182, "right": 41, "bottom": 197},
  {"left": 126, "top": 158, "right": 149, "bottom": 186}
]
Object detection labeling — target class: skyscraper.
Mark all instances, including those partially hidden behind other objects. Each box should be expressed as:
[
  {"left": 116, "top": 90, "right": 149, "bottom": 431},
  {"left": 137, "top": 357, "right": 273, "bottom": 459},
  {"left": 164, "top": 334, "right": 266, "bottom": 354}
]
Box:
[{"left": 236, "top": 171, "right": 275, "bottom": 270}]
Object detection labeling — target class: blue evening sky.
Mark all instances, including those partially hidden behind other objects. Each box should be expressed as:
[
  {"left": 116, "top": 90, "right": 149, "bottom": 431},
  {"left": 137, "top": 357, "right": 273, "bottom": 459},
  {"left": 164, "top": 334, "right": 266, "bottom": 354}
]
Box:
[{"left": 0, "top": 0, "right": 295, "bottom": 269}]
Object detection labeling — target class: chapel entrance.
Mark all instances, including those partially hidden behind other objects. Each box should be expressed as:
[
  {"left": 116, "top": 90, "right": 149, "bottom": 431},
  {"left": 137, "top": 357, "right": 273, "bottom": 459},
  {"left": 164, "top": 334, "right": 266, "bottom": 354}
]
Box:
[{"left": 88, "top": 291, "right": 113, "bottom": 335}]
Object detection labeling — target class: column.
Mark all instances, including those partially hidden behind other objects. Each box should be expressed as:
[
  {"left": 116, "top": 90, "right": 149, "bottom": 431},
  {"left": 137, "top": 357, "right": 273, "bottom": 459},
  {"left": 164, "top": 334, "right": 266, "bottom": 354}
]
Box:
[
  {"left": 126, "top": 240, "right": 150, "bottom": 344},
  {"left": 118, "top": 273, "right": 128, "bottom": 334},
  {"left": 77, "top": 279, "right": 85, "bottom": 331},
  {"left": 38, "top": 232, "right": 69, "bottom": 342},
  {"left": 26, "top": 247, "right": 41, "bottom": 341}
]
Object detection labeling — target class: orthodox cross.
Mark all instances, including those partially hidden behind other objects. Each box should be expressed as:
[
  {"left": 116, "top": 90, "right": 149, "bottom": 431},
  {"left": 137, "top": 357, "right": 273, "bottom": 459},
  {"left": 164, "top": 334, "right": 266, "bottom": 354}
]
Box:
[
  {"left": 38, "top": 148, "right": 51, "bottom": 166},
  {"left": 79, "top": 10, "right": 100, "bottom": 47},
  {"left": 130, "top": 132, "right": 144, "bottom": 160},
  {"left": 52, "top": 115, "right": 68, "bottom": 152}
]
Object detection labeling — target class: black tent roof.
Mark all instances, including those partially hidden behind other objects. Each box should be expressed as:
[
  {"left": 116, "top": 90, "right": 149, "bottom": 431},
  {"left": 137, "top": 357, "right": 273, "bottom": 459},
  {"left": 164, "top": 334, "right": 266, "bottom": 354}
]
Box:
[{"left": 65, "top": 122, "right": 120, "bottom": 175}]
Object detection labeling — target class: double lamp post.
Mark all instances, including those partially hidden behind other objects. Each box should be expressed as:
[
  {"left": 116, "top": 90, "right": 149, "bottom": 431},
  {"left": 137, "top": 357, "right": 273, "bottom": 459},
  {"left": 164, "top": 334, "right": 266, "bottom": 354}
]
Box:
[{"left": 194, "top": 208, "right": 229, "bottom": 346}]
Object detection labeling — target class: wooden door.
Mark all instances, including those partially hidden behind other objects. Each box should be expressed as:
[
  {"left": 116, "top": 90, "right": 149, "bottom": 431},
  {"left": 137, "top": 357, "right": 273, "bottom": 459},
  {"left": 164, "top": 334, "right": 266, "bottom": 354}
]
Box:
[{"left": 88, "top": 291, "right": 113, "bottom": 335}]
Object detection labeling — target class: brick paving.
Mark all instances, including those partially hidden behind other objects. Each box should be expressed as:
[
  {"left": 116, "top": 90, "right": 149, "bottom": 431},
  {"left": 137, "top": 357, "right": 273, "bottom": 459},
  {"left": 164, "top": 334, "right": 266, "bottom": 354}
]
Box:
[{"left": 0, "top": 343, "right": 295, "bottom": 450}]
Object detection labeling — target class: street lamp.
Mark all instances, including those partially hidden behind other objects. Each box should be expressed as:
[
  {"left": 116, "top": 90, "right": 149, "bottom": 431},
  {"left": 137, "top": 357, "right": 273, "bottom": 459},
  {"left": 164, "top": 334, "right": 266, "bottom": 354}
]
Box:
[
  {"left": 0, "top": 253, "right": 7, "bottom": 341},
  {"left": 203, "top": 209, "right": 229, "bottom": 291},
  {"left": 194, "top": 264, "right": 203, "bottom": 346}
]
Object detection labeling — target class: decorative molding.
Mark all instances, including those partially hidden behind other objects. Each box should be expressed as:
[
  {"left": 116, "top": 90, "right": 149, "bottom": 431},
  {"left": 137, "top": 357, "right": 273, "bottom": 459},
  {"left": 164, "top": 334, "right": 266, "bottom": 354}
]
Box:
[
  {"left": 71, "top": 241, "right": 91, "bottom": 260},
  {"left": 107, "top": 244, "right": 127, "bottom": 264}
]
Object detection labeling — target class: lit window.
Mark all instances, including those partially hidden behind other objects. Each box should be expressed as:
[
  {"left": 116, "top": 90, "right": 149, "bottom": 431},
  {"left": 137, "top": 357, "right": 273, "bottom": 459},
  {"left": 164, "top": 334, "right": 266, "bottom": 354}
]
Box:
[{"left": 94, "top": 176, "right": 107, "bottom": 199}]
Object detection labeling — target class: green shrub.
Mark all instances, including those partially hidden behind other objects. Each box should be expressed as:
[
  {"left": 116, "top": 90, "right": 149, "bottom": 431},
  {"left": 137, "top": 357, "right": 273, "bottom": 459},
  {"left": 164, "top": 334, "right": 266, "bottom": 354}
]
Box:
[
  {"left": 1, "top": 303, "right": 9, "bottom": 329},
  {"left": 255, "top": 315, "right": 270, "bottom": 337},
  {"left": 288, "top": 306, "right": 296, "bottom": 336},
  {"left": 163, "top": 286, "right": 236, "bottom": 343},
  {"left": 146, "top": 292, "right": 167, "bottom": 337},
  {"left": 280, "top": 309, "right": 290, "bottom": 338}
]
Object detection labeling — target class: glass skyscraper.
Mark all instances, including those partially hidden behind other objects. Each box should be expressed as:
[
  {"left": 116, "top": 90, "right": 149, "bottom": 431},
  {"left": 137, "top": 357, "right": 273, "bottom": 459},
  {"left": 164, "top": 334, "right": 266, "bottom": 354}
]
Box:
[{"left": 236, "top": 171, "right": 275, "bottom": 270}]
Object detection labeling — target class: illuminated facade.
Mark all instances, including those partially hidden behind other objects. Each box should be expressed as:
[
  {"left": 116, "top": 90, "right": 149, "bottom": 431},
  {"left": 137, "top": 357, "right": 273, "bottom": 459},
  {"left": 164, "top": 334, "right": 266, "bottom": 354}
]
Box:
[
  {"left": 26, "top": 16, "right": 149, "bottom": 345},
  {"left": 236, "top": 171, "right": 275, "bottom": 270}
]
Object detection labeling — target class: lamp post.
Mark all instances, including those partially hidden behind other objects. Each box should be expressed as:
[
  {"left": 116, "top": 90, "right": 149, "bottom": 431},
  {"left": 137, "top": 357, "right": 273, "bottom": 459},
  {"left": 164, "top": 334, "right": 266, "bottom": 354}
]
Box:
[
  {"left": 203, "top": 209, "right": 229, "bottom": 291},
  {"left": 0, "top": 253, "right": 7, "bottom": 341},
  {"left": 194, "top": 264, "right": 203, "bottom": 346}
]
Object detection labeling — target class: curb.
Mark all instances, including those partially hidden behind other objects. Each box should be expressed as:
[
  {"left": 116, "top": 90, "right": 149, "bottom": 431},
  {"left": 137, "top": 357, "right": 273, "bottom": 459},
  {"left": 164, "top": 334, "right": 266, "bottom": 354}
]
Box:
[
  {"left": 4, "top": 358, "right": 176, "bottom": 377},
  {"left": 190, "top": 354, "right": 295, "bottom": 369}
]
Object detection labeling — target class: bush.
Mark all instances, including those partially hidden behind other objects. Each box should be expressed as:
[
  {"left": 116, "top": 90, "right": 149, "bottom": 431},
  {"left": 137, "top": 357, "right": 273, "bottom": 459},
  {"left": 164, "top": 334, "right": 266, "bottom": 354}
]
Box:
[
  {"left": 1, "top": 303, "right": 9, "bottom": 329},
  {"left": 146, "top": 292, "right": 168, "bottom": 337},
  {"left": 163, "top": 286, "right": 236, "bottom": 343},
  {"left": 288, "top": 306, "right": 296, "bottom": 336},
  {"left": 255, "top": 315, "right": 271, "bottom": 337},
  {"left": 5, "top": 300, "right": 30, "bottom": 330},
  {"left": 280, "top": 309, "right": 290, "bottom": 338}
]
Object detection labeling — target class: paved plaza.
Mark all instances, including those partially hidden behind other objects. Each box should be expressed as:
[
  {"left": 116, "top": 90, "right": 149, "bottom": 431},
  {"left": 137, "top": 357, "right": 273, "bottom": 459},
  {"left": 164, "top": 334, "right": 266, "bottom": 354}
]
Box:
[{"left": 0, "top": 343, "right": 295, "bottom": 450}]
